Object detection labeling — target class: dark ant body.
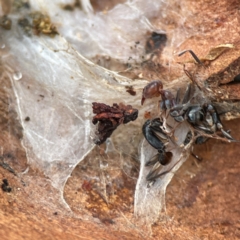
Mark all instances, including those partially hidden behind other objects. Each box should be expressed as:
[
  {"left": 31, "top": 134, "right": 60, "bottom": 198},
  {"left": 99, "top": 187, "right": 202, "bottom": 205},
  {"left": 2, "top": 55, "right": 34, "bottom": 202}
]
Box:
[
  {"left": 141, "top": 50, "right": 235, "bottom": 183},
  {"left": 141, "top": 75, "right": 234, "bottom": 141},
  {"left": 169, "top": 84, "right": 234, "bottom": 140},
  {"left": 142, "top": 118, "right": 173, "bottom": 182},
  {"left": 142, "top": 118, "right": 172, "bottom": 166}
]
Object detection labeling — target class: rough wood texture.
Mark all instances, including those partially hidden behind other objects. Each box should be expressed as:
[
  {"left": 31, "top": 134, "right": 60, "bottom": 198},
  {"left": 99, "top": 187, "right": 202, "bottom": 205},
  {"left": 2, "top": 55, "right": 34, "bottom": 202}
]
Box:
[{"left": 0, "top": 0, "right": 240, "bottom": 239}]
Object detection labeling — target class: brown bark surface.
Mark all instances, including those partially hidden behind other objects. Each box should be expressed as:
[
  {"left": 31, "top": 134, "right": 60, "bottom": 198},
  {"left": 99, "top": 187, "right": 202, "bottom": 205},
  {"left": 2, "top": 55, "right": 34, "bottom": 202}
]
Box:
[{"left": 1, "top": 0, "right": 240, "bottom": 239}]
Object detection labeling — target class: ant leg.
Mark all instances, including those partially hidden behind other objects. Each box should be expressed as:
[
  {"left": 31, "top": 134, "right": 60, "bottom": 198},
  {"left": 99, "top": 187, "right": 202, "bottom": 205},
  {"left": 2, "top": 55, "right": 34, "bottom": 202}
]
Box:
[
  {"left": 168, "top": 85, "right": 192, "bottom": 122},
  {"left": 219, "top": 125, "right": 234, "bottom": 140},
  {"left": 207, "top": 104, "right": 235, "bottom": 140},
  {"left": 146, "top": 164, "right": 176, "bottom": 182},
  {"left": 147, "top": 144, "right": 194, "bottom": 182},
  {"left": 178, "top": 50, "right": 203, "bottom": 89},
  {"left": 175, "top": 88, "right": 181, "bottom": 104},
  {"left": 146, "top": 163, "right": 162, "bottom": 182},
  {"left": 168, "top": 121, "right": 182, "bottom": 135},
  {"left": 178, "top": 49, "right": 202, "bottom": 64},
  {"left": 145, "top": 154, "right": 159, "bottom": 166},
  {"left": 190, "top": 141, "right": 203, "bottom": 167},
  {"left": 182, "top": 83, "right": 192, "bottom": 104},
  {"left": 191, "top": 151, "right": 202, "bottom": 162},
  {"left": 146, "top": 127, "right": 197, "bottom": 184},
  {"left": 163, "top": 88, "right": 181, "bottom": 120},
  {"left": 183, "top": 65, "right": 202, "bottom": 90},
  {"left": 191, "top": 152, "right": 201, "bottom": 169},
  {"left": 170, "top": 102, "right": 193, "bottom": 121}
]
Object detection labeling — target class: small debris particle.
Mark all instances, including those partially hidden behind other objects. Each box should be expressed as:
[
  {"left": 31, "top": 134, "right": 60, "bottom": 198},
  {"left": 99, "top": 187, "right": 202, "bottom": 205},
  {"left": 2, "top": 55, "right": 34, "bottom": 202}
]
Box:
[
  {"left": 1, "top": 179, "right": 12, "bottom": 192},
  {"left": 31, "top": 12, "right": 58, "bottom": 37},
  {"left": 13, "top": 0, "right": 30, "bottom": 10},
  {"left": 144, "top": 111, "right": 151, "bottom": 119},
  {"left": 0, "top": 15, "right": 12, "bottom": 30},
  {"left": 145, "top": 32, "right": 167, "bottom": 54},
  {"left": 18, "top": 17, "right": 32, "bottom": 36},
  {"left": 61, "top": 4, "right": 75, "bottom": 11},
  {"left": 138, "top": 73, "right": 143, "bottom": 78},
  {"left": 101, "top": 218, "right": 115, "bottom": 225},
  {"left": 92, "top": 102, "right": 138, "bottom": 144},
  {"left": 82, "top": 180, "right": 93, "bottom": 191},
  {"left": 125, "top": 86, "right": 136, "bottom": 96}
]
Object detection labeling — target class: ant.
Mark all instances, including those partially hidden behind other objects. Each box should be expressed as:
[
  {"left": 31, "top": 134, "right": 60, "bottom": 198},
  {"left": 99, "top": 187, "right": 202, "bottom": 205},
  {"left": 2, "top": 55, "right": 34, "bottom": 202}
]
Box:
[{"left": 141, "top": 50, "right": 235, "bottom": 183}]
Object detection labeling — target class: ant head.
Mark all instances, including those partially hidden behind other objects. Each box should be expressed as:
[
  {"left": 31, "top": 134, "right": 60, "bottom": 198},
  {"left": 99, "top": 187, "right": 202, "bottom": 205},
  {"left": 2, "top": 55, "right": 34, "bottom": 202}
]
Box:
[{"left": 141, "top": 80, "right": 163, "bottom": 105}]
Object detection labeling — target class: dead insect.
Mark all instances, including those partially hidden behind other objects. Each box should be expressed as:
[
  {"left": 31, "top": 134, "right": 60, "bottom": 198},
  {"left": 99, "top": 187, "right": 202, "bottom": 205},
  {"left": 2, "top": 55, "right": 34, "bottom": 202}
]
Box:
[
  {"left": 141, "top": 49, "right": 236, "bottom": 183},
  {"left": 169, "top": 84, "right": 234, "bottom": 140},
  {"left": 141, "top": 67, "right": 234, "bottom": 141}
]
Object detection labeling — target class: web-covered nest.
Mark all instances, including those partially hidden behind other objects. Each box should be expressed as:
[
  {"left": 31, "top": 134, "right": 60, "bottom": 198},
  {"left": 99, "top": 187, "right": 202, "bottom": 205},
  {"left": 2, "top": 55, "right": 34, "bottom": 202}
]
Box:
[{"left": 1, "top": 0, "right": 240, "bottom": 230}]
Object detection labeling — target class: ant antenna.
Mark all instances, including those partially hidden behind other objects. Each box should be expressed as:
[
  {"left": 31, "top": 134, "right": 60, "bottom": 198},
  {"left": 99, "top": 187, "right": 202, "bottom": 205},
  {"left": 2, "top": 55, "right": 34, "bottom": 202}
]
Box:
[
  {"left": 178, "top": 49, "right": 202, "bottom": 65},
  {"left": 183, "top": 64, "right": 202, "bottom": 90}
]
